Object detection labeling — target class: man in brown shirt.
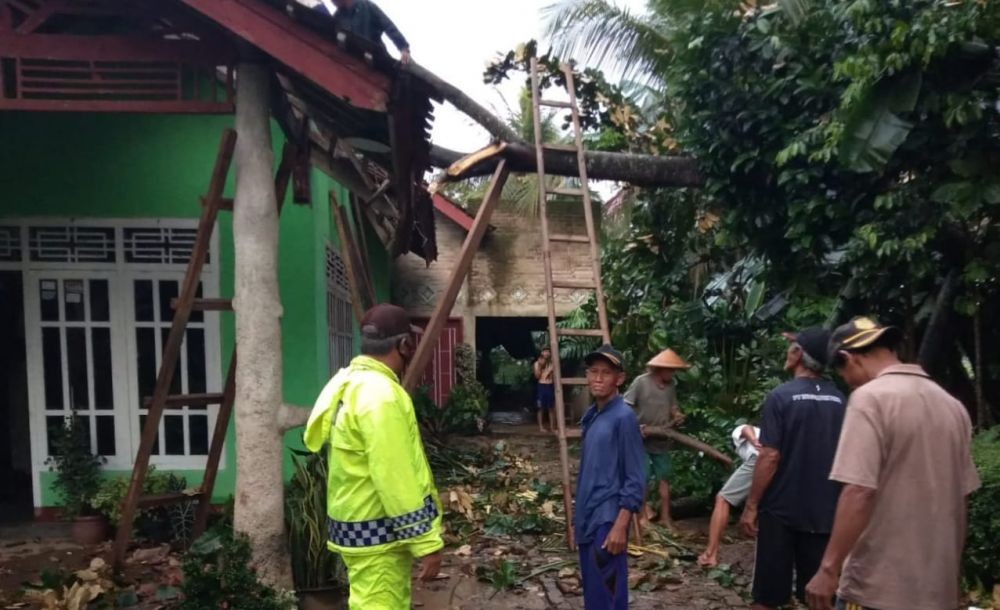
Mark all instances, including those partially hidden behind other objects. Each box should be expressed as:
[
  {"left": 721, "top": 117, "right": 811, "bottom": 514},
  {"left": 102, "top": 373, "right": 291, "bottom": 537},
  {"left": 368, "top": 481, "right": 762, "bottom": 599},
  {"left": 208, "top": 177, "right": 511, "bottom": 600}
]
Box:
[{"left": 805, "top": 317, "right": 981, "bottom": 610}]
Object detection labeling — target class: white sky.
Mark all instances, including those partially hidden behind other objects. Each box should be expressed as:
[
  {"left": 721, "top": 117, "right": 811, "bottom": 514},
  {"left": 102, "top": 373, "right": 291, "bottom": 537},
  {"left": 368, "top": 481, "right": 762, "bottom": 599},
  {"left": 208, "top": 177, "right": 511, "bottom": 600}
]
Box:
[{"left": 319, "top": 0, "right": 648, "bottom": 154}]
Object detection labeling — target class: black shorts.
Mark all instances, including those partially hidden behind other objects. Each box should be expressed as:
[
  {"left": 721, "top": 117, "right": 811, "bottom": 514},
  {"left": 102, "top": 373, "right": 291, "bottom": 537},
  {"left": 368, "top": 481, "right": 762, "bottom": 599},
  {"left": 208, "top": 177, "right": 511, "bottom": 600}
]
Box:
[{"left": 752, "top": 511, "right": 830, "bottom": 607}]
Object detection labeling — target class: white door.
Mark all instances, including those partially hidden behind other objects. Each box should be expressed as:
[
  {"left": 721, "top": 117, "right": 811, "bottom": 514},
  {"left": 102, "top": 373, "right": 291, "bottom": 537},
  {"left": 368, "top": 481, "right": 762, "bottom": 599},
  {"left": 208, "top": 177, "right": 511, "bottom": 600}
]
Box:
[
  {"left": 24, "top": 272, "right": 131, "bottom": 504},
  {"left": 125, "top": 275, "right": 218, "bottom": 469}
]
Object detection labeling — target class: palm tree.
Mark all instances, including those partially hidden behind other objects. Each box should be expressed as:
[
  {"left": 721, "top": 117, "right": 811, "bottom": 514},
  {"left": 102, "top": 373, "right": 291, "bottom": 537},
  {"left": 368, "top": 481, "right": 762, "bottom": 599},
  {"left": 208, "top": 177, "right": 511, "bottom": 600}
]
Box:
[
  {"left": 542, "top": 0, "right": 676, "bottom": 87},
  {"left": 544, "top": 0, "right": 811, "bottom": 86}
]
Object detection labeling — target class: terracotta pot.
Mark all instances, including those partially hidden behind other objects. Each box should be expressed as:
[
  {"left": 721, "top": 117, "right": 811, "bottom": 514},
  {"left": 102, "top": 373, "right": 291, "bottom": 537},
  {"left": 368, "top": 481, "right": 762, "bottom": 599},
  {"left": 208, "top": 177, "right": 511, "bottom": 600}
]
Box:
[
  {"left": 296, "top": 588, "right": 345, "bottom": 610},
  {"left": 70, "top": 515, "right": 110, "bottom": 545}
]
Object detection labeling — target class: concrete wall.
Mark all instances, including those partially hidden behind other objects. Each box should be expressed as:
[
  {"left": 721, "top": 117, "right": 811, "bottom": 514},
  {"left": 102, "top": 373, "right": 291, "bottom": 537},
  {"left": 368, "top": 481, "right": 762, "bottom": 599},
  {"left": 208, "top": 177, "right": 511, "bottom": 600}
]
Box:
[{"left": 0, "top": 111, "right": 385, "bottom": 507}]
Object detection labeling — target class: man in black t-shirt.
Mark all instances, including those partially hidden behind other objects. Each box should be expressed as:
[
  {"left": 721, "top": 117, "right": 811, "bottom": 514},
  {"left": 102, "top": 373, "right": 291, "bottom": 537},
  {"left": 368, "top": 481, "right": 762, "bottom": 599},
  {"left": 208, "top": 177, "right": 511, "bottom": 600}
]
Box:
[{"left": 740, "top": 327, "right": 846, "bottom": 610}]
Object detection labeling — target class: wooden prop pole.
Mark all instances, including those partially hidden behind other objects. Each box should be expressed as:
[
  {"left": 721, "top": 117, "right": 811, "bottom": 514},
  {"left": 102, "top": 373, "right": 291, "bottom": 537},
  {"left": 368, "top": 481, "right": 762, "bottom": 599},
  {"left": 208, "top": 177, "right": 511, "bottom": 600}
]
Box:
[{"left": 402, "top": 161, "right": 509, "bottom": 392}]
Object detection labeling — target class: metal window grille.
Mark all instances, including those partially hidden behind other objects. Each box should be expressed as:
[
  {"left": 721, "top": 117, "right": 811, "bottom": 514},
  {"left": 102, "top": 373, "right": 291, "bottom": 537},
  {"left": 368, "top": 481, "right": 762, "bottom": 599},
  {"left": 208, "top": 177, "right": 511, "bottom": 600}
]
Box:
[
  {"left": 123, "top": 227, "right": 202, "bottom": 265},
  {"left": 29, "top": 226, "right": 116, "bottom": 263}
]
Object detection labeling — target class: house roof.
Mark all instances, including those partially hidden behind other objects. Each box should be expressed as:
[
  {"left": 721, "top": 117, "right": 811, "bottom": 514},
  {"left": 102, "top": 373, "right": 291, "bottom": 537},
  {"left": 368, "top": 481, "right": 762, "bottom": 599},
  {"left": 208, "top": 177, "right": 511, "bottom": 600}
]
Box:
[
  {"left": 0, "top": 0, "right": 440, "bottom": 263},
  {"left": 177, "top": 0, "right": 440, "bottom": 262}
]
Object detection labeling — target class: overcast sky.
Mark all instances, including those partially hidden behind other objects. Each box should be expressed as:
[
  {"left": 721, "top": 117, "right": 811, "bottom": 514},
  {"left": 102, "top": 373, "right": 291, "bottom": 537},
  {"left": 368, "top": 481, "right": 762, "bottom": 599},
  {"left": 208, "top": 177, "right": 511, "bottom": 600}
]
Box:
[{"left": 316, "top": 0, "right": 647, "bottom": 154}]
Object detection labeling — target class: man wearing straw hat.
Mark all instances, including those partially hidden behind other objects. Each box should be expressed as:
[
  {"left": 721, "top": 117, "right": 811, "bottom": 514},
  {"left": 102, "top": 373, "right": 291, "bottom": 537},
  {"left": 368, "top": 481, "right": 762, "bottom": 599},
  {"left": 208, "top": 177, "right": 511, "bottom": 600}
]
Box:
[{"left": 623, "top": 348, "right": 690, "bottom": 529}]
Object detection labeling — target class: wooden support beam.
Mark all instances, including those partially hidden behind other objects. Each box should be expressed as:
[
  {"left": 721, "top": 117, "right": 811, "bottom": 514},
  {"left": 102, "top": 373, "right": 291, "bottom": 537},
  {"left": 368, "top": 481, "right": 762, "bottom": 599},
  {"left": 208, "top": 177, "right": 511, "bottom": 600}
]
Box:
[{"left": 402, "top": 161, "right": 510, "bottom": 392}]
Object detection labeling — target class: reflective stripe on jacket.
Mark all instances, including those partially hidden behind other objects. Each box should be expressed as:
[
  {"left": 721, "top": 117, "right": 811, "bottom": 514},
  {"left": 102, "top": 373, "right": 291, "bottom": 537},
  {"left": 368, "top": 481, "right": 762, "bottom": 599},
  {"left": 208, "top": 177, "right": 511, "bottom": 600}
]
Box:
[{"left": 304, "top": 355, "right": 443, "bottom": 558}]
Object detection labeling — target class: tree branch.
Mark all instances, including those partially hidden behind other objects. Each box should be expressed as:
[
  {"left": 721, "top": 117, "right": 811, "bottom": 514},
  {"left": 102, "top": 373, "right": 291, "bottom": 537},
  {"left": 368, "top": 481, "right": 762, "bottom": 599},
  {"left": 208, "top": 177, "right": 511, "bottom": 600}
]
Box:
[
  {"left": 406, "top": 62, "right": 521, "bottom": 143},
  {"left": 277, "top": 403, "right": 311, "bottom": 431}
]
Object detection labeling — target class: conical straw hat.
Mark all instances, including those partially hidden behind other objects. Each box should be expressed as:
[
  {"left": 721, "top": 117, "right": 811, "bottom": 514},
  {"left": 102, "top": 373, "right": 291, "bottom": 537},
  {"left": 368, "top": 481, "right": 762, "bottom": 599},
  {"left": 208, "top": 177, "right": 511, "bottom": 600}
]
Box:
[{"left": 647, "top": 349, "right": 690, "bottom": 369}]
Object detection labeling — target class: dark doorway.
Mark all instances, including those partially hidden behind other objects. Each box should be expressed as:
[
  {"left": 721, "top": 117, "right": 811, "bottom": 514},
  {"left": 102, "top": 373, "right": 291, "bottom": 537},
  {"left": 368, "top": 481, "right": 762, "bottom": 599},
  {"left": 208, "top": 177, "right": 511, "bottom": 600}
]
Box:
[
  {"left": 0, "top": 271, "right": 31, "bottom": 524},
  {"left": 475, "top": 316, "right": 549, "bottom": 412}
]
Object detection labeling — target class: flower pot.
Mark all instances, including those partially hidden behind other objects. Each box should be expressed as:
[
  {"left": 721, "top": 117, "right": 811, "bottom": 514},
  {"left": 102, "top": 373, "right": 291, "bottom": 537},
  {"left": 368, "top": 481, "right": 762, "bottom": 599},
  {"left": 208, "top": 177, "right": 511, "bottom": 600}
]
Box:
[
  {"left": 70, "top": 515, "right": 110, "bottom": 545},
  {"left": 296, "top": 587, "right": 345, "bottom": 610}
]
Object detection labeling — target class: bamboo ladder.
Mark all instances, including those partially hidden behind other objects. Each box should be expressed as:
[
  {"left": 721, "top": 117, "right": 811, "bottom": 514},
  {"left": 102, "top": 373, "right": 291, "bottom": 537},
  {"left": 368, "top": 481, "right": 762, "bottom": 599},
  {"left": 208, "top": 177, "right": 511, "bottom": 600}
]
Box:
[
  {"left": 111, "top": 129, "right": 296, "bottom": 568},
  {"left": 529, "top": 59, "right": 621, "bottom": 550}
]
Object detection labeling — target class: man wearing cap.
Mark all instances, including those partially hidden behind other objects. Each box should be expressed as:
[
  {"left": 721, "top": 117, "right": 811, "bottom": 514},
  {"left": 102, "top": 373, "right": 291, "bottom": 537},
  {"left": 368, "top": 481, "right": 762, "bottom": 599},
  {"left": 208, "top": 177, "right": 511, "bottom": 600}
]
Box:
[
  {"left": 740, "top": 328, "right": 846, "bottom": 610},
  {"left": 575, "top": 345, "right": 647, "bottom": 610},
  {"left": 623, "top": 348, "right": 689, "bottom": 528},
  {"left": 305, "top": 304, "right": 442, "bottom": 609},
  {"left": 804, "top": 317, "right": 980, "bottom": 610}
]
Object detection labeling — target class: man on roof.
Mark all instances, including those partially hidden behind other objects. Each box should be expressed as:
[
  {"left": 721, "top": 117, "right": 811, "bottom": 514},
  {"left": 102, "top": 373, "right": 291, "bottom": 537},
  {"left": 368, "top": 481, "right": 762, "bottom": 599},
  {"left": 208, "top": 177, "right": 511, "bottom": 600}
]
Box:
[{"left": 321, "top": 0, "right": 411, "bottom": 64}]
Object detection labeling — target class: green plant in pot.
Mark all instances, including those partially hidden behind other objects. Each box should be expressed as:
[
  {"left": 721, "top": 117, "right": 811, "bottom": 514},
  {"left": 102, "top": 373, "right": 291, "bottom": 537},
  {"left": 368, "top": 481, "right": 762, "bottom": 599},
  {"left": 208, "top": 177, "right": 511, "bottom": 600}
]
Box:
[
  {"left": 46, "top": 411, "right": 108, "bottom": 545},
  {"left": 286, "top": 449, "right": 347, "bottom": 608}
]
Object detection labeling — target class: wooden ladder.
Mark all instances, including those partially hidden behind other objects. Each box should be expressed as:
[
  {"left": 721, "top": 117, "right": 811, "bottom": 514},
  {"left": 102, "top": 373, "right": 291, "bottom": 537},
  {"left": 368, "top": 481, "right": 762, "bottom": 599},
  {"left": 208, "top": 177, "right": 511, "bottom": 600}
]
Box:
[
  {"left": 112, "top": 129, "right": 295, "bottom": 568},
  {"left": 529, "top": 58, "right": 614, "bottom": 550}
]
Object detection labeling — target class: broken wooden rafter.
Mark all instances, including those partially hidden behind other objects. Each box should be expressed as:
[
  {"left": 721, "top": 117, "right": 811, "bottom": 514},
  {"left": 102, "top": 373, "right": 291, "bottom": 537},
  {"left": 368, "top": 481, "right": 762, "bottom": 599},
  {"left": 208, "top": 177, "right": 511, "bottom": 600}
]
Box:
[{"left": 431, "top": 142, "right": 703, "bottom": 188}]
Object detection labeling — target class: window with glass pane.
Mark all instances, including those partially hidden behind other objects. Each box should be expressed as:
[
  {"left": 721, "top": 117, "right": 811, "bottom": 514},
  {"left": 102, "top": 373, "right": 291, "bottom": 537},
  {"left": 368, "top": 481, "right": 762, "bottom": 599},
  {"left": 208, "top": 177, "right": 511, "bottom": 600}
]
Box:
[
  {"left": 134, "top": 279, "right": 210, "bottom": 457},
  {"left": 40, "top": 278, "right": 116, "bottom": 458}
]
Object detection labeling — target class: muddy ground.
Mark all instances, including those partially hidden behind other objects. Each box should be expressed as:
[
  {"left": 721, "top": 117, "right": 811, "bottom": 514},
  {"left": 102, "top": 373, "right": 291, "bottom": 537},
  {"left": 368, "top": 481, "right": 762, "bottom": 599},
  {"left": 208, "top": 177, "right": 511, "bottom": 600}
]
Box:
[{"left": 1, "top": 430, "right": 755, "bottom": 609}]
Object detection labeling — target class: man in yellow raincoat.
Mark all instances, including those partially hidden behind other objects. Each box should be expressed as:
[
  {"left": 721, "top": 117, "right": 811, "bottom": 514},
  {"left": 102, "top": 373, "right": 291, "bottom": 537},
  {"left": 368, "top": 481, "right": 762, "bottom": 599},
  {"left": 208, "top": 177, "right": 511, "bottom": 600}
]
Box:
[{"left": 305, "top": 304, "right": 443, "bottom": 609}]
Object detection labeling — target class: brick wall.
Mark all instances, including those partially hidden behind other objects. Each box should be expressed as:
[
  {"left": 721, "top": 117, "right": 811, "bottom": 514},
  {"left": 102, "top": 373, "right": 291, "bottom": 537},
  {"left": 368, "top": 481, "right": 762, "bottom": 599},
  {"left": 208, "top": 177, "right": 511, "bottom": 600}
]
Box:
[{"left": 392, "top": 201, "right": 597, "bottom": 322}]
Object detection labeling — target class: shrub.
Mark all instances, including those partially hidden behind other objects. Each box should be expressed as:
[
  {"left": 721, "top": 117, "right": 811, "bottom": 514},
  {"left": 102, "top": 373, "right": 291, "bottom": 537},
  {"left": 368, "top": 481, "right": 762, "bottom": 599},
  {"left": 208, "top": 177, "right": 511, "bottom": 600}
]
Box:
[
  {"left": 964, "top": 428, "right": 1000, "bottom": 590},
  {"left": 285, "top": 451, "right": 346, "bottom": 590},
  {"left": 177, "top": 528, "right": 296, "bottom": 610},
  {"left": 444, "top": 381, "right": 490, "bottom": 435},
  {"left": 46, "top": 412, "right": 105, "bottom": 519},
  {"left": 90, "top": 468, "right": 193, "bottom": 545}
]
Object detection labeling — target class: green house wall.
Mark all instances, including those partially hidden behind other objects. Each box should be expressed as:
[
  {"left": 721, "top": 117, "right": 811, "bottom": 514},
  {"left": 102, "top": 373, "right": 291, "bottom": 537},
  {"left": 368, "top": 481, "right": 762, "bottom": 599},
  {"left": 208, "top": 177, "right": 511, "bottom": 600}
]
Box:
[{"left": 0, "top": 112, "right": 388, "bottom": 506}]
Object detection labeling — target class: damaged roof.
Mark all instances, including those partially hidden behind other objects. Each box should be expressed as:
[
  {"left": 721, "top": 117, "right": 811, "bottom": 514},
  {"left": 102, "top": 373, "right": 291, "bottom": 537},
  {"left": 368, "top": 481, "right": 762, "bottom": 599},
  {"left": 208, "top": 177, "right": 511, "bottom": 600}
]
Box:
[{"left": 178, "top": 0, "right": 441, "bottom": 262}]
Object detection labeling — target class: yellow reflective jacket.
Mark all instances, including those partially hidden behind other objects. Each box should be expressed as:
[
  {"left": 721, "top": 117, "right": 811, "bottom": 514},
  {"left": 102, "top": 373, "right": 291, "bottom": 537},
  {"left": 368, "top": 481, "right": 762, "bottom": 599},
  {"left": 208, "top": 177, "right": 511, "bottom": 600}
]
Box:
[{"left": 304, "top": 356, "right": 444, "bottom": 558}]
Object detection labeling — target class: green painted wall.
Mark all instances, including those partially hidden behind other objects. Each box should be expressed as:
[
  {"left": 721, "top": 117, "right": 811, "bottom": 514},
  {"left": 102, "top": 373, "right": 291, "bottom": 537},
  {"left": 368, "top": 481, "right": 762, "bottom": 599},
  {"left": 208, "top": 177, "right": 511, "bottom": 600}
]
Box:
[{"left": 0, "top": 112, "right": 389, "bottom": 506}]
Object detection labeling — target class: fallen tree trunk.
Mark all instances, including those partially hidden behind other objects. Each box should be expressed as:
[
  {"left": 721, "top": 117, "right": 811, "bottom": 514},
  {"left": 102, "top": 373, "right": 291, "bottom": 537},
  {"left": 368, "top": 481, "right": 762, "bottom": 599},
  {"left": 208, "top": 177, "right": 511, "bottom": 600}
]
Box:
[
  {"left": 407, "top": 62, "right": 521, "bottom": 144},
  {"left": 430, "top": 142, "right": 703, "bottom": 188}
]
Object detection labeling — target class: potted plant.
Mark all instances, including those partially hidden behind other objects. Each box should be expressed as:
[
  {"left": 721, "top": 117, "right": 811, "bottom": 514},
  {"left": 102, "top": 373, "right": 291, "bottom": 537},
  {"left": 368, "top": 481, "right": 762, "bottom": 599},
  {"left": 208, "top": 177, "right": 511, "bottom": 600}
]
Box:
[
  {"left": 286, "top": 450, "right": 346, "bottom": 610},
  {"left": 47, "top": 411, "right": 108, "bottom": 545}
]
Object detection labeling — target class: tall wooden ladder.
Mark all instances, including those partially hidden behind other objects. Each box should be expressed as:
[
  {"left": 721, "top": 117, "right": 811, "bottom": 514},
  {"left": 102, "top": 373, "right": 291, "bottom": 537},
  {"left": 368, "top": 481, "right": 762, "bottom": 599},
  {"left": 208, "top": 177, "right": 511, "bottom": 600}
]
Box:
[
  {"left": 111, "top": 129, "right": 295, "bottom": 568},
  {"left": 529, "top": 58, "right": 613, "bottom": 550}
]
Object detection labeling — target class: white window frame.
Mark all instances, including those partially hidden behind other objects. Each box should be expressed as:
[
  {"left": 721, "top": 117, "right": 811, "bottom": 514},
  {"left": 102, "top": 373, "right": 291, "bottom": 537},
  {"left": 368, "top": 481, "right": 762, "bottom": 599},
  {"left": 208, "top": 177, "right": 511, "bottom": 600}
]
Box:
[{"left": 5, "top": 218, "right": 223, "bottom": 506}]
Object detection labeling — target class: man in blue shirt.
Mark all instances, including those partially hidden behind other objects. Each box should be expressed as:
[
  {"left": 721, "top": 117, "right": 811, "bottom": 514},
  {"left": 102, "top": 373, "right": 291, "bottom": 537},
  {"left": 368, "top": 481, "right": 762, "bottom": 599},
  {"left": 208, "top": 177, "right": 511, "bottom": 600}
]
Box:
[
  {"left": 322, "top": 0, "right": 411, "bottom": 63},
  {"left": 575, "top": 345, "right": 647, "bottom": 610},
  {"left": 740, "top": 327, "right": 847, "bottom": 610}
]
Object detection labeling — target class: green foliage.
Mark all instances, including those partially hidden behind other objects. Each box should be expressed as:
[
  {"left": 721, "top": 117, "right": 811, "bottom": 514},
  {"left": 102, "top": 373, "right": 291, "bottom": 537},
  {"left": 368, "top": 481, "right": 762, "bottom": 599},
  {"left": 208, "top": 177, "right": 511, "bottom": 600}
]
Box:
[
  {"left": 964, "top": 428, "right": 1000, "bottom": 591},
  {"left": 177, "top": 528, "right": 296, "bottom": 610},
  {"left": 285, "top": 451, "right": 346, "bottom": 591},
  {"left": 477, "top": 559, "right": 520, "bottom": 593},
  {"left": 414, "top": 374, "right": 490, "bottom": 437},
  {"left": 444, "top": 381, "right": 490, "bottom": 435},
  {"left": 413, "top": 343, "right": 490, "bottom": 436},
  {"left": 90, "top": 467, "right": 192, "bottom": 545},
  {"left": 46, "top": 412, "right": 105, "bottom": 519}
]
